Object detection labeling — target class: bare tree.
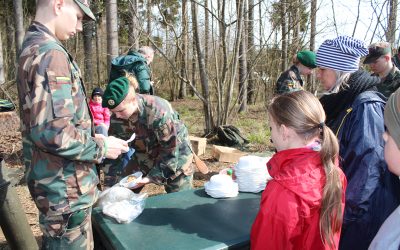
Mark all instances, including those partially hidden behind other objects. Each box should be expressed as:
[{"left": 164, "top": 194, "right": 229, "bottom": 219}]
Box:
[
  {"left": 106, "top": 0, "right": 119, "bottom": 72},
  {"left": 309, "top": 0, "right": 317, "bottom": 94},
  {"left": 280, "top": 0, "right": 287, "bottom": 71},
  {"left": 204, "top": 0, "right": 209, "bottom": 66},
  {"left": 247, "top": 0, "right": 255, "bottom": 104},
  {"left": 129, "top": 0, "right": 140, "bottom": 50},
  {"left": 352, "top": 0, "right": 361, "bottom": 37},
  {"left": 386, "top": 0, "right": 398, "bottom": 44},
  {"left": 13, "top": 0, "right": 24, "bottom": 54},
  {"left": 238, "top": 0, "right": 247, "bottom": 113},
  {"left": 83, "top": 21, "right": 94, "bottom": 88},
  {"left": 0, "top": 29, "right": 4, "bottom": 85},
  {"left": 179, "top": 0, "right": 188, "bottom": 98},
  {"left": 147, "top": 0, "right": 152, "bottom": 45},
  {"left": 191, "top": 0, "right": 212, "bottom": 133}
]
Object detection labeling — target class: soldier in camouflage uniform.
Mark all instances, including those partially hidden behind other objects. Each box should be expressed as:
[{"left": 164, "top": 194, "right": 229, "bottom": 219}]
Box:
[
  {"left": 275, "top": 50, "right": 317, "bottom": 94},
  {"left": 364, "top": 42, "right": 400, "bottom": 98},
  {"left": 102, "top": 75, "right": 195, "bottom": 193},
  {"left": 16, "top": 1, "right": 128, "bottom": 249}
]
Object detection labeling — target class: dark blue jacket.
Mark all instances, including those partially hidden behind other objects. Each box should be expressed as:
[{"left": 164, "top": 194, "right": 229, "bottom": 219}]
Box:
[{"left": 334, "top": 91, "right": 400, "bottom": 250}]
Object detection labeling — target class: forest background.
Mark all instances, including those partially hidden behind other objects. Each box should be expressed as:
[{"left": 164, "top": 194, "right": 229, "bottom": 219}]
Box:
[
  {"left": 0, "top": 0, "right": 399, "bottom": 247},
  {"left": 0, "top": 0, "right": 399, "bottom": 136}
]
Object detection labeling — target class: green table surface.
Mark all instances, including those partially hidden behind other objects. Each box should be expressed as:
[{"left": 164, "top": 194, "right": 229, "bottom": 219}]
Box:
[{"left": 92, "top": 188, "right": 262, "bottom": 250}]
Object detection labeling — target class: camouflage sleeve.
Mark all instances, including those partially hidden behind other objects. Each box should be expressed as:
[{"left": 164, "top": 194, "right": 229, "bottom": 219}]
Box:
[
  {"left": 28, "top": 49, "right": 105, "bottom": 163},
  {"left": 147, "top": 116, "right": 180, "bottom": 184}
]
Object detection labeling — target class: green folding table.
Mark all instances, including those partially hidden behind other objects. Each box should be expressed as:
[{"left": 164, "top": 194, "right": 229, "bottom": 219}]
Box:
[{"left": 92, "top": 188, "right": 261, "bottom": 250}]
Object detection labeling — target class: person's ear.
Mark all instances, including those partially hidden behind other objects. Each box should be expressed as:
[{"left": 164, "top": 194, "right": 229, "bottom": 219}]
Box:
[
  {"left": 53, "top": 0, "right": 65, "bottom": 16},
  {"left": 280, "top": 124, "right": 289, "bottom": 141}
]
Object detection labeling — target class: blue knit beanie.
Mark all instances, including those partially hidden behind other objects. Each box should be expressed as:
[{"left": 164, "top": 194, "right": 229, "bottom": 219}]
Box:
[{"left": 316, "top": 35, "right": 368, "bottom": 72}]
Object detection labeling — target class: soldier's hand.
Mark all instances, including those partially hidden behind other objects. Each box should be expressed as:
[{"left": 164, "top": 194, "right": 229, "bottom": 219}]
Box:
[
  {"left": 129, "top": 177, "right": 151, "bottom": 190},
  {"left": 104, "top": 136, "right": 129, "bottom": 159}
]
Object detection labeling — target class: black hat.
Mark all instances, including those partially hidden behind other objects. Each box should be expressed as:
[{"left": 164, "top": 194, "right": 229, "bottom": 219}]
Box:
[
  {"left": 363, "top": 42, "right": 391, "bottom": 64},
  {"left": 91, "top": 87, "right": 104, "bottom": 99}
]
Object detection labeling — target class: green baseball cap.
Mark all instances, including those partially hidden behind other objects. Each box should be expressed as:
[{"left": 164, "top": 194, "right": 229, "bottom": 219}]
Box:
[
  {"left": 102, "top": 77, "right": 130, "bottom": 109},
  {"left": 74, "top": 0, "right": 96, "bottom": 21}
]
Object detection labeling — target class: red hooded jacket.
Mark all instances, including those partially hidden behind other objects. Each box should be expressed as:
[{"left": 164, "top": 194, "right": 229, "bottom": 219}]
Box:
[
  {"left": 89, "top": 99, "right": 110, "bottom": 127},
  {"left": 250, "top": 148, "right": 346, "bottom": 250}
]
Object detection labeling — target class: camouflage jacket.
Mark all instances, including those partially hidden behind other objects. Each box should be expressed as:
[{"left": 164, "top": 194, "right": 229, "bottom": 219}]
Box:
[
  {"left": 109, "top": 94, "right": 193, "bottom": 184},
  {"left": 16, "top": 22, "right": 105, "bottom": 216},
  {"left": 275, "top": 65, "right": 304, "bottom": 94},
  {"left": 374, "top": 66, "right": 400, "bottom": 98}
]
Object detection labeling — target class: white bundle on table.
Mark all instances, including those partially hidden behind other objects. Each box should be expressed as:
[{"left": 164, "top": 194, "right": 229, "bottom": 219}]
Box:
[
  {"left": 234, "top": 155, "right": 272, "bottom": 193},
  {"left": 204, "top": 174, "right": 239, "bottom": 198}
]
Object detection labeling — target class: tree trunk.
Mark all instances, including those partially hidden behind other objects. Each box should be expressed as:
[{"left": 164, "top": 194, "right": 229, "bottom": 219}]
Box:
[
  {"left": 191, "top": 0, "right": 212, "bottom": 134},
  {"left": 386, "top": 0, "right": 397, "bottom": 44},
  {"left": 309, "top": 0, "right": 317, "bottom": 93},
  {"left": 147, "top": 0, "right": 152, "bottom": 45},
  {"left": 223, "top": 0, "right": 244, "bottom": 123},
  {"left": 204, "top": 0, "right": 209, "bottom": 66},
  {"left": 247, "top": 0, "right": 255, "bottom": 104},
  {"left": 13, "top": 0, "right": 24, "bottom": 55},
  {"left": 5, "top": 1, "right": 15, "bottom": 81},
  {"left": 310, "top": 0, "right": 316, "bottom": 51},
  {"left": 106, "top": 0, "right": 119, "bottom": 72},
  {"left": 190, "top": 40, "right": 196, "bottom": 97},
  {"left": 292, "top": 0, "right": 300, "bottom": 53},
  {"left": 83, "top": 21, "right": 94, "bottom": 89},
  {"left": 129, "top": 0, "right": 139, "bottom": 50},
  {"left": 0, "top": 29, "right": 5, "bottom": 85},
  {"left": 179, "top": 0, "right": 188, "bottom": 99},
  {"left": 238, "top": 0, "right": 247, "bottom": 113},
  {"left": 280, "top": 0, "right": 287, "bottom": 71}
]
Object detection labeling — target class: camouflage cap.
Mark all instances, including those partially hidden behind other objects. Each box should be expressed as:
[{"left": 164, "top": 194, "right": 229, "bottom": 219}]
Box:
[
  {"left": 73, "top": 0, "right": 96, "bottom": 21},
  {"left": 102, "top": 77, "right": 130, "bottom": 109},
  {"left": 364, "top": 42, "right": 391, "bottom": 64}
]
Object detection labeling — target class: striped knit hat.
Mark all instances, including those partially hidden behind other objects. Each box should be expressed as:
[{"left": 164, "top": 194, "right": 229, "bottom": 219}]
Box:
[{"left": 316, "top": 36, "right": 368, "bottom": 72}]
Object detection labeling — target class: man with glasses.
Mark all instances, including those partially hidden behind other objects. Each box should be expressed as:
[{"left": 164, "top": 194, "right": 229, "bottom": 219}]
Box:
[{"left": 364, "top": 42, "right": 400, "bottom": 98}]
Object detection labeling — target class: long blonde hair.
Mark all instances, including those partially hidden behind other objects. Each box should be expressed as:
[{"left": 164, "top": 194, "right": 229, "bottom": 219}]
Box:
[{"left": 268, "top": 90, "right": 343, "bottom": 249}]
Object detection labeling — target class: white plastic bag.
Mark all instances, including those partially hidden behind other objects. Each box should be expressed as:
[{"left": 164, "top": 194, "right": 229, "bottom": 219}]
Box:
[{"left": 96, "top": 185, "right": 147, "bottom": 224}]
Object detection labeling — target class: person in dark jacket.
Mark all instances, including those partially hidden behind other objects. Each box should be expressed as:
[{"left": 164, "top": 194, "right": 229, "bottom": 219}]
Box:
[
  {"left": 363, "top": 42, "right": 400, "bottom": 98},
  {"left": 109, "top": 46, "right": 155, "bottom": 95},
  {"left": 316, "top": 35, "right": 400, "bottom": 250},
  {"left": 369, "top": 88, "right": 400, "bottom": 250},
  {"left": 275, "top": 50, "right": 316, "bottom": 94}
]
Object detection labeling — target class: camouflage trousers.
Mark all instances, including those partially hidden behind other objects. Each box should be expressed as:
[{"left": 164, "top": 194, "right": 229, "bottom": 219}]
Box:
[
  {"left": 103, "top": 151, "right": 194, "bottom": 193},
  {"left": 40, "top": 208, "right": 93, "bottom": 250}
]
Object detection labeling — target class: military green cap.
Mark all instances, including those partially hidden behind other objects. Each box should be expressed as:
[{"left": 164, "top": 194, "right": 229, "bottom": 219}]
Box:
[
  {"left": 297, "top": 50, "right": 317, "bottom": 68},
  {"left": 74, "top": 0, "right": 96, "bottom": 21},
  {"left": 102, "top": 77, "right": 130, "bottom": 109}
]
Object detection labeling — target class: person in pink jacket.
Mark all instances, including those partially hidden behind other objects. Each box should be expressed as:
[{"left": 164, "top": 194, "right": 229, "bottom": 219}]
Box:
[
  {"left": 251, "top": 90, "right": 347, "bottom": 250},
  {"left": 89, "top": 87, "right": 110, "bottom": 136}
]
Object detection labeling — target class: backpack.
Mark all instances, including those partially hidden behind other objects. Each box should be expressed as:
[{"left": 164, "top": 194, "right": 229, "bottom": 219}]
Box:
[
  {"left": 217, "top": 125, "right": 249, "bottom": 147},
  {"left": 0, "top": 99, "right": 15, "bottom": 112}
]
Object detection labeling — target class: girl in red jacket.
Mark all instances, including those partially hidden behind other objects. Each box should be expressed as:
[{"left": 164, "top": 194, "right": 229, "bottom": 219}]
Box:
[
  {"left": 251, "top": 90, "right": 346, "bottom": 250},
  {"left": 89, "top": 87, "right": 110, "bottom": 136}
]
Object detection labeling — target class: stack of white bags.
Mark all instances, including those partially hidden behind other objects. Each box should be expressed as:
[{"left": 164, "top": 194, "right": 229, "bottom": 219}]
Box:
[
  {"left": 204, "top": 174, "right": 239, "bottom": 198},
  {"left": 234, "top": 155, "right": 272, "bottom": 193}
]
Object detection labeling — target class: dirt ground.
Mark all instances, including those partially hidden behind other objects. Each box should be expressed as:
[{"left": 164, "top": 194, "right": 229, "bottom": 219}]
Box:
[{"left": 0, "top": 111, "right": 241, "bottom": 249}]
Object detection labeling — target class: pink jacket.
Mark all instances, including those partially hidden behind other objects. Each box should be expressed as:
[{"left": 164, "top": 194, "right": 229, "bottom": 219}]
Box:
[{"left": 89, "top": 100, "right": 110, "bottom": 127}]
